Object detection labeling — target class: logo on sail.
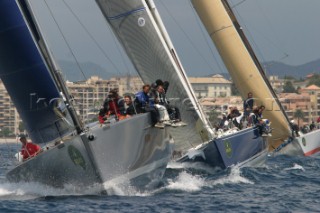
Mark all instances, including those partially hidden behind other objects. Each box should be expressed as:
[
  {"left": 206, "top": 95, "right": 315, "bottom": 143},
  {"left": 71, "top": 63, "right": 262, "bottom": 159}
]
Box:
[
  {"left": 68, "top": 145, "right": 86, "bottom": 170},
  {"left": 224, "top": 140, "right": 233, "bottom": 158},
  {"left": 138, "top": 17, "right": 146, "bottom": 27}
]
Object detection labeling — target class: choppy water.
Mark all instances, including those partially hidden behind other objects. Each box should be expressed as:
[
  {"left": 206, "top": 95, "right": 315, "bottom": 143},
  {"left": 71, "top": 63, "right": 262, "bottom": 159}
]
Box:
[{"left": 1, "top": 143, "right": 320, "bottom": 212}]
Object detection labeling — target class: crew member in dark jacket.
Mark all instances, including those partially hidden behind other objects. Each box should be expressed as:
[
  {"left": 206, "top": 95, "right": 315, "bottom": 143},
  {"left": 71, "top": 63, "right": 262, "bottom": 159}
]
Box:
[{"left": 123, "top": 95, "right": 136, "bottom": 116}]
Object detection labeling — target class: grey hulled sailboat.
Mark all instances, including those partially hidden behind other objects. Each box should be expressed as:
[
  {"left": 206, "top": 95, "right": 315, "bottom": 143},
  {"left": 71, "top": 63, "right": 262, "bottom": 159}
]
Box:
[
  {"left": 96, "top": 0, "right": 268, "bottom": 169},
  {"left": 1, "top": 0, "right": 173, "bottom": 192}
]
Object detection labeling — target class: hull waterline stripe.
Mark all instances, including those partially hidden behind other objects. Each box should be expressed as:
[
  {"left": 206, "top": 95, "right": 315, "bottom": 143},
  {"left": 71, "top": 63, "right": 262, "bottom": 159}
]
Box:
[
  {"left": 304, "top": 147, "right": 320, "bottom": 156},
  {"left": 107, "top": 7, "right": 146, "bottom": 20}
]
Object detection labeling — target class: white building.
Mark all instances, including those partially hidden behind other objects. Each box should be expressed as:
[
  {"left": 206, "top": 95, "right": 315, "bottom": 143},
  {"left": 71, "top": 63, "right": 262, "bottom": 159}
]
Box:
[{"left": 189, "top": 74, "right": 232, "bottom": 98}]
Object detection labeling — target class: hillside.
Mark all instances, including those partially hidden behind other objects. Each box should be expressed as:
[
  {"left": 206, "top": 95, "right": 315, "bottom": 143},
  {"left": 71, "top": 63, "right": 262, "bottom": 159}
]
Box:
[
  {"left": 58, "top": 60, "right": 113, "bottom": 82},
  {"left": 264, "top": 59, "right": 320, "bottom": 79},
  {"left": 59, "top": 58, "right": 320, "bottom": 81},
  {"left": 216, "top": 59, "right": 320, "bottom": 80}
]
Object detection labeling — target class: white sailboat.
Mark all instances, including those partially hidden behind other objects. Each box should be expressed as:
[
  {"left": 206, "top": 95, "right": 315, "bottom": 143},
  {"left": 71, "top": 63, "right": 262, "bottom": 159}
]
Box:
[
  {"left": 191, "top": 0, "right": 320, "bottom": 157},
  {"left": 96, "top": 0, "right": 268, "bottom": 169},
  {"left": 0, "top": 0, "right": 173, "bottom": 192}
]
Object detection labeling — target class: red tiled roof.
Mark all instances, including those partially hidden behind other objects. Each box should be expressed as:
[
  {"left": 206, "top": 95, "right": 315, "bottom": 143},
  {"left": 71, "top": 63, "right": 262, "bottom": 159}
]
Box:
[{"left": 303, "top": 84, "right": 320, "bottom": 90}]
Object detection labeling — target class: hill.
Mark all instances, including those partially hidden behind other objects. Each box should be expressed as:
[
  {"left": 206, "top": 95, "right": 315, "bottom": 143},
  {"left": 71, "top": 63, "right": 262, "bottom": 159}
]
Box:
[
  {"left": 264, "top": 59, "right": 320, "bottom": 79},
  {"left": 216, "top": 59, "right": 320, "bottom": 80},
  {"left": 59, "top": 58, "right": 320, "bottom": 81},
  {"left": 58, "top": 60, "right": 113, "bottom": 82}
]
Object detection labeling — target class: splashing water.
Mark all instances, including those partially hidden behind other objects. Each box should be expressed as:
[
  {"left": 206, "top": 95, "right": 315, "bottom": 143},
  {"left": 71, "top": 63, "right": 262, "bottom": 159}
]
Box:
[
  {"left": 284, "top": 163, "right": 305, "bottom": 171},
  {"left": 167, "top": 161, "right": 221, "bottom": 174},
  {"left": 210, "top": 166, "right": 254, "bottom": 186},
  {"left": 165, "top": 171, "right": 205, "bottom": 192},
  {"left": 0, "top": 181, "right": 102, "bottom": 200}
]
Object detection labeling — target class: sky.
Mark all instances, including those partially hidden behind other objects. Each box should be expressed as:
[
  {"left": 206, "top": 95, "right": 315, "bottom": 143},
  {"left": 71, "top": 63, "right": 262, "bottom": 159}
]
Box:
[{"left": 27, "top": 0, "right": 320, "bottom": 81}]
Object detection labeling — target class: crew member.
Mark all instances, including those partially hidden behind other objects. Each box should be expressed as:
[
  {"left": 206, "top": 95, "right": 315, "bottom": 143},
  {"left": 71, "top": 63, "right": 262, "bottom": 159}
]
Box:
[
  {"left": 19, "top": 134, "right": 41, "bottom": 160},
  {"left": 243, "top": 92, "right": 254, "bottom": 119},
  {"left": 123, "top": 95, "right": 136, "bottom": 117}
]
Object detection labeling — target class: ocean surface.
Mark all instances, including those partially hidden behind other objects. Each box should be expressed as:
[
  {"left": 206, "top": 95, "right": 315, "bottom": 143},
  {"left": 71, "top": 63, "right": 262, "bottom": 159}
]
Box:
[{"left": 0, "top": 143, "right": 319, "bottom": 213}]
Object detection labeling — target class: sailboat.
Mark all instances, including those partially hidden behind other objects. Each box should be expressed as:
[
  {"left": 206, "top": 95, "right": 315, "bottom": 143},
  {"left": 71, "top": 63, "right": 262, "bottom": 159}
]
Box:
[
  {"left": 96, "top": 0, "right": 268, "bottom": 169},
  {"left": 190, "top": 0, "right": 320, "bottom": 157},
  {"left": 0, "top": 0, "right": 173, "bottom": 191}
]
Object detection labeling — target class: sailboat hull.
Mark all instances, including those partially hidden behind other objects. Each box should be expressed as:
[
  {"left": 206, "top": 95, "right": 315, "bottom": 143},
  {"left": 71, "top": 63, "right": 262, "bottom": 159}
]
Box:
[
  {"left": 178, "top": 127, "right": 268, "bottom": 169},
  {"left": 7, "top": 114, "right": 173, "bottom": 192},
  {"left": 275, "top": 129, "right": 320, "bottom": 157}
]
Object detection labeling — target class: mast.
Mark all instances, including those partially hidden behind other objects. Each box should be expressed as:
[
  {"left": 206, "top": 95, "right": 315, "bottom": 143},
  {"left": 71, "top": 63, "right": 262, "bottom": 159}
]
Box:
[
  {"left": 17, "top": 0, "right": 84, "bottom": 134},
  {"left": 191, "top": 0, "right": 292, "bottom": 149},
  {"left": 145, "top": 0, "right": 214, "bottom": 136}
]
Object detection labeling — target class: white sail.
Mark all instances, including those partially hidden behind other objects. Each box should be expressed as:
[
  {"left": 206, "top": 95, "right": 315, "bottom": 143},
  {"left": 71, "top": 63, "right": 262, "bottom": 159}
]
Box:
[{"left": 96, "top": 0, "right": 214, "bottom": 152}]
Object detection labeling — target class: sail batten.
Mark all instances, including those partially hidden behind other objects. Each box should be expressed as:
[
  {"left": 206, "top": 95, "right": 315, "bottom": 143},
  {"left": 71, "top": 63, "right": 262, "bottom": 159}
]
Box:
[
  {"left": 191, "top": 0, "right": 292, "bottom": 148},
  {"left": 107, "top": 7, "right": 146, "bottom": 20}
]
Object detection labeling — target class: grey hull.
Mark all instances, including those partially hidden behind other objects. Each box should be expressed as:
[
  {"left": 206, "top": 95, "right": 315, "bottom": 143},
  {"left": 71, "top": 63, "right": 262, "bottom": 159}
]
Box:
[{"left": 6, "top": 114, "right": 173, "bottom": 192}]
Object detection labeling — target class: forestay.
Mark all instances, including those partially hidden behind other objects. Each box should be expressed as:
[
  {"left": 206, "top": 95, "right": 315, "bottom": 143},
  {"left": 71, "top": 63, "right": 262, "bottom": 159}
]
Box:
[{"left": 96, "top": 0, "right": 214, "bottom": 152}]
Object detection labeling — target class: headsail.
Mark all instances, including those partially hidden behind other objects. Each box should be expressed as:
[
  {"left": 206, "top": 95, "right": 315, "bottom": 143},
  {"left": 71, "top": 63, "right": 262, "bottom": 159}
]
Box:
[
  {"left": 191, "top": 0, "right": 292, "bottom": 149},
  {"left": 96, "top": 0, "right": 214, "bottom": 152},
  {"left": 0, "top": 0, "right": 75, "bottom": 143}
]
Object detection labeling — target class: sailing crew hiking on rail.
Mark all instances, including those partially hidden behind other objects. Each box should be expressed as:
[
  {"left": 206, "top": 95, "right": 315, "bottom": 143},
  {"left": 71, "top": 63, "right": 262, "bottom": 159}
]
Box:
[
  {"left": 98, "top": 81, "right": 187, "bottom": 128},
  {"left": 98, "top": 89, "right": 125, "bottom": 124},
  {"left": 151, "top": 79, "right": 186, "bottom": 128},
  {"left": 218, "top": 104, "right": 272, "bottom": 137}
]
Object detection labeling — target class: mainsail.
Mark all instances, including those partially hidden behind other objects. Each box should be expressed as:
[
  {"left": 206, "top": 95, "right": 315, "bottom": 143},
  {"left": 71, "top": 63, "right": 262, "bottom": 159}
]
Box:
[
  {"left": 191, "top": 0, "right": 292, "bottom": 149},
  {"left": 0, "top": 0, "right": 75, "bottom": 144},
  {"left": 96, "top": 0, "right": 214, "bottom": 152}
]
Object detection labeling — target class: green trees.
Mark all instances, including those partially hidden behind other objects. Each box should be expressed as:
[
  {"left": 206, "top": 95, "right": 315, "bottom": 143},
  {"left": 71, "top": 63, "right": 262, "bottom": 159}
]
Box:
[
  {"left": 294, "top": 109, "right": 304, "bottom": 127},
  {"left": 208, "top": 110, "right": 219, "bottom": 127},
  {"left": 307, "top": 74, "right": 320, "bottom": 87},
  {"left": 0, "top": 128, "right": 12, "bottom": 137},
  {"left": 283, "top": 81, "right": 296, "bottom": 93}
]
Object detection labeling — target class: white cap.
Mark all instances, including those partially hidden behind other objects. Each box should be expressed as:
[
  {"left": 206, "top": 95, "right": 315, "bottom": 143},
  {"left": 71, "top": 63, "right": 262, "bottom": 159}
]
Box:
[{"left": 290, "top": 120, "right": 295, "bottom": 123}]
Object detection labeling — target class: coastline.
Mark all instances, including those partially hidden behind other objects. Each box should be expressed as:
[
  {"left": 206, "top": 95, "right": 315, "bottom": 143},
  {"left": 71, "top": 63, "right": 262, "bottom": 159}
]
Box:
[{"left": 0, "top": 138, "right": 18, "bottom": 144}]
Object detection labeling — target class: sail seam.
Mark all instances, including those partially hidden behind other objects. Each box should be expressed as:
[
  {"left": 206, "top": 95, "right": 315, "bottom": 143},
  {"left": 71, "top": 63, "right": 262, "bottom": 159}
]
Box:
[
  {"left": 209, "top": 25, "right": 233, "bottom": 36},
  {"left": 0, "top": 24, "right": 26, "bottom": 34},
  {"left": 0, "top": 62, "right": 44, "bottom": 77},
  {"left": 107, "top": 7, "right": 146, "bottom": 20}
]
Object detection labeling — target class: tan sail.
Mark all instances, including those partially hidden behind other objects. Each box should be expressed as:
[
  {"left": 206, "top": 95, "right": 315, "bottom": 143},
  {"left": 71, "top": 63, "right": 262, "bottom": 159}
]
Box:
[{"left": 191, "top": 0, "right": 291, "bottom": 149}]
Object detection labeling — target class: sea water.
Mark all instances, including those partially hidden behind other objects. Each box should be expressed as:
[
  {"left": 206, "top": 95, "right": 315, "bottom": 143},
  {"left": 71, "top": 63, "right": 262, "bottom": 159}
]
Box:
[{"left": 0, "top": 143, "right": 319, "bottom": 212}]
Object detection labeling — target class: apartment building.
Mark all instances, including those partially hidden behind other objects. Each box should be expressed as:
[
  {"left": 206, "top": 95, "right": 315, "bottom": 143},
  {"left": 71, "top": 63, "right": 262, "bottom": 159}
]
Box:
[
  {"left": 300, "top": 84, "right": 320, "bottom": 117},
  {"left": 279, "top": 93, "right": 313, "bottom": 126},
  {"left": 0, "top": 81, "right": 20, "bottom": 136},
  {"left": 189, "top": 74, "right": 232, "bottom": 98},
  {"left": 66, "top": 76, "right": 119, "bottom": 123}
]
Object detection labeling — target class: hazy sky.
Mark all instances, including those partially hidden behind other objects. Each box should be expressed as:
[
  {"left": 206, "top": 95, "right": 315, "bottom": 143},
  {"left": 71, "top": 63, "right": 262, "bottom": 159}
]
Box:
[{"left": 27, "top": 0, "right": 320, "bottom": 81}]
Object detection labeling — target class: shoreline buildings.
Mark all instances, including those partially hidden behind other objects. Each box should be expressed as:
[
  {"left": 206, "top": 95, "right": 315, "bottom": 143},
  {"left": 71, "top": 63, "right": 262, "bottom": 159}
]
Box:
[{"left": 0, "top": 74, "right": 319, "bottom": 136}]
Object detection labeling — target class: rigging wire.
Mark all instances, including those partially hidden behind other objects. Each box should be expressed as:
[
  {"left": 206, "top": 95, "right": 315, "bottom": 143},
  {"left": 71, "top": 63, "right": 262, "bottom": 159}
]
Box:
[
  {"left": 253, "top": 1, "right": 289, "bottom": 59},
  {"left": 231, "top": 7, "right": 267, "bottom": 64},
  {"left": 62, "top": 0, "right": 127, "bottom": 77},
  {"left": 105, "top": 22, "right": 133, "bottom": 76},
  {"left": 188, "top": 1, "right": 225, "bottom": 74},
  {"left": 43, "top": 0, "right": 87, "bottom": 81},
  {"left": 158, "top": 1, "right": 217, "bottom": 73},
  {"left": 230, "top": 0, "right": 247, "bottom": 8},
  {"left": 230, "top": 0, "right": 289, "bottom": 74}
]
